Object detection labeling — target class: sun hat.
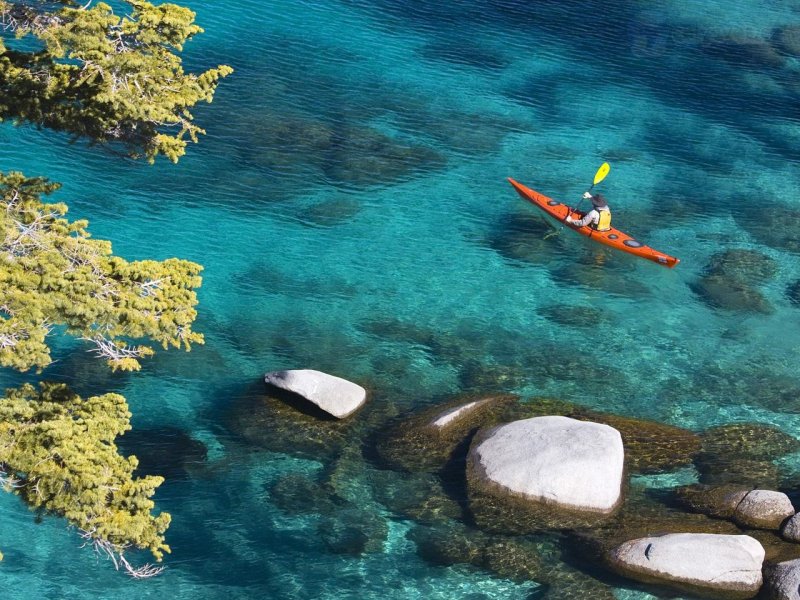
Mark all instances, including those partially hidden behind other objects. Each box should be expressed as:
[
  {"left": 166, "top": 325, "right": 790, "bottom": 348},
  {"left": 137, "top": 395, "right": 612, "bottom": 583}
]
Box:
[{"left": 591, "top": 193, "right": 608, "bottom": 208}]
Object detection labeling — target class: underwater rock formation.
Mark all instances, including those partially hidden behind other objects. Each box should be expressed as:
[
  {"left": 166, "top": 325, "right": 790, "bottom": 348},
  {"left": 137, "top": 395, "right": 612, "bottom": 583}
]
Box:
[
  {"left": 301, "top": 196, "right": 362, "bottom": 228},
  {"left": 734, "top": 210, "right": 800, "bottom": 255},
  {"left": 772, "top": 25, "right": 800, "bottom": 57},
  {"left": 225, "top": 380, "right": 360, "bottom": 460},
  {"left": 694, "top": 423, "right": 800, "bottom": 487},
  {"left": 675, "top": 484, "right": 752, "bottom": 519},
  {"left": 691, "top": 249, "right": 778, "bottom": 314},
  {"left": 539, "top": 304, "right": 609, "bottom": 329},
  {"left": 701, "top": 35, "right": 785, "bottom": 69},
  {"left": 317, "top": 506, "right": 388, "bottom": 556},
  {"left": 375, "top": 394, "right": 518, "bottom": 473}
]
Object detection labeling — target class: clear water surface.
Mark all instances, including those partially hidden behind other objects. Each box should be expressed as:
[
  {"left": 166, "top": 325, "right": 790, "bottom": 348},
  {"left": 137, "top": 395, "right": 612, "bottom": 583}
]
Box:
[{"left": 2, "top": 0, "right": 800, "bottom": 598}]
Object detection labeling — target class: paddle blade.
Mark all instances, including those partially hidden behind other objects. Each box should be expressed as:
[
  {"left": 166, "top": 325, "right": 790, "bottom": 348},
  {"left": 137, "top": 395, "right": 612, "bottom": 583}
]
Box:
[{"left": 593, "top": 162, "right": 610, "bottom": 185}]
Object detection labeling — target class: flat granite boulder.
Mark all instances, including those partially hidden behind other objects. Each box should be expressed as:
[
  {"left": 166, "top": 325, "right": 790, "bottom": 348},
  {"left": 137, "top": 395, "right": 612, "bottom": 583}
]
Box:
[
  {"left": 609, "top": 533, "right": 764, "bottom": 599},
  {"left": 264, "top": 369, "right": 366, "bottom": 419},
  {"left": 468, "top": 415, "right": 624, "bottom": 515}
]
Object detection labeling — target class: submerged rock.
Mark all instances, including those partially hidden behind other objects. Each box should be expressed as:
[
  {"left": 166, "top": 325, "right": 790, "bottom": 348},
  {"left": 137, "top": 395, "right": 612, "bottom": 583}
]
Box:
[
  {"left": 787, "top": 279, "right": 800, "bottom": 306},
  {"left": 369, "top": 470, "right": 463, "bottom": 524},
  {"left": 691, "top": 273, "right": 774, "bottom": 314},
  {"left": 467, "top": 416, "right": 624, "bottom": 530},
  {"left": 457, "top": 362, "right": 530, "bottom": 393},
  {"left": 318, "top": 507, "right": 388, "bottom": 556},
  {"left": 268, "top": 473, "right": 339, "bottom": 515},
  {"left": 608, "top": 533, "right": 764, "bottom": 599},
  {"left": 583, "top": 411, "right": 701, "bottom": 474},
  {"left": 485, "top": 211, "right": 564, "bottom": 265},
  {"left": 246, "top": 116, "right": 446, "bottom": 186},
  {"left": 695, "top": 423, "right": 800, "bottom": 487},
  {"left": 302, "top": 196, "right": 361, "bottom": 227},
  {"left": 734, "top": 209, "right": 800, "bottom": 255},
  {"left": 695, "top": 455, "right": 781, "bottom": 488},
  {"left": 407, "top": 522, "right": 605, "bottom": 591},
  {"left": 773, "top": 25, "right": 800, "bottom": 57},
  {"left": 701, "top": 423, "right": 800, "bottom": 461},
  {"left": 539, "top": 304, "right": 609, "bottom": 329},
  {"left": 692, "top": 249, "right": 777, "bottom": 314},
  {"left": 702, "top": 35, "right": 785, "bottom": 68},
  {"left": 704, "top": 249, "right": 779, "bottom": 285},
  {"left": 264, "top": 369, "right": 367, "bottom": 419},
  {"left": 407, "top": 522, "right": 487, "bottom": 567},
  {"left": 375, "top": 394, "right": 518, "bottom": 473},
  {"left": 675, "top": 484, "right": 751, "bottom": 519},
  {"left": 225, "top": 381, "right": 359, "bottom": 460}
]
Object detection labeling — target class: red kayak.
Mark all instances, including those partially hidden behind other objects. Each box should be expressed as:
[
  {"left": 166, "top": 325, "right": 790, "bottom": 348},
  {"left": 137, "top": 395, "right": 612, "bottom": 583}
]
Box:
[{"left": 508, "top": 178, "right": 680, "bottom": 268}]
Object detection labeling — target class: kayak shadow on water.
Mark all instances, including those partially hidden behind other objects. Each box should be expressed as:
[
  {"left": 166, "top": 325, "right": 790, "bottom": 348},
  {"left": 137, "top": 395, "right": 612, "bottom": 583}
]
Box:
[{"left": 483, "top": 210, "right": 569, "bottom": 266}]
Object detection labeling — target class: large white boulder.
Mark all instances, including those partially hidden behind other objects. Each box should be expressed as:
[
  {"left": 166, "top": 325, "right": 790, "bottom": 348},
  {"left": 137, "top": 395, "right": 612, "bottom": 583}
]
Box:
[
  {"left": 264, "top": 369, "right": 366, "bottom": 419},
  {"left": 609, "top": 533, "right": 764, "bottom": 599},
  {"left": 468, "top": 415, "right": 624, "bottom": 514}
]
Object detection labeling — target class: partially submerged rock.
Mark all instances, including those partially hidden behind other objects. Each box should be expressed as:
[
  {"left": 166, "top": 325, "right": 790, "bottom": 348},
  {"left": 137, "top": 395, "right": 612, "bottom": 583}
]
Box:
[
  {"left": 225, "top": 380, "right": 358, "bottom": 460},
  {"left": 375, "top": 394, "right": 518, "bottom": 472},
  {"left": 764, "top": 557, "right": 800, "bottom": 600},
  {"left": 583, "top": 411, "right": 701, "bottom": 474},
  {"left": 733, "top": 490, "right": 794, "bottom": 530},
  {"left": 675, "top": 484, "right": 751, "bottom": 519},
  {"left": 264, "top": 369, "right": 367, "bottom": 419},
  {"left": 609, "top": 533, "right": 764, "bottom": 599},
  {"left": 467, "top": 416, "right": 624, "bottom": 529}
]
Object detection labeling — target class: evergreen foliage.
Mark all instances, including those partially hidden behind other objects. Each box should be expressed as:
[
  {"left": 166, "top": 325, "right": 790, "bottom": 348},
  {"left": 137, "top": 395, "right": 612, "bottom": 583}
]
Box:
[
  {"left": 0, "top": 0, "right": 233, "bottom": 162},
  {"left": 0, "top": 0, "right": 227, "bottom": 576},
  {"left": 0, "top": 382, "right": 170, "bottom": 569},
  {"left": 0, "top": 171, "right": 204, "bottom": 372}
]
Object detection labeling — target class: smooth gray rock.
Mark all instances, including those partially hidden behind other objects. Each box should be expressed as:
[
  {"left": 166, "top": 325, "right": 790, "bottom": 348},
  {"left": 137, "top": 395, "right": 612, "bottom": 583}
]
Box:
[
  {"left": 609, "top": 533, "right": 764, "bottom": 599},
  {"left": 765, "top": 558, "right": 800, "bottom": 600},
  {"left": 264, "top": 369, "right": 366, "bottom": 419},
  {"left": 782, "top": 513, "right": 800, "bottom": 542},
  {"left": 734, "top": 489, "right": 794, "bottom": 530},
  {"left": 468, "top": 415, "right": 624, "bottom": 514}
]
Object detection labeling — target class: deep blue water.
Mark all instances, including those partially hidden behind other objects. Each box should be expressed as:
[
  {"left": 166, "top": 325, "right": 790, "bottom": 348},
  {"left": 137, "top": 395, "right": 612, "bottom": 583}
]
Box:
[{"left": 2, "top": 0, "right": 800, "bottom": 598}]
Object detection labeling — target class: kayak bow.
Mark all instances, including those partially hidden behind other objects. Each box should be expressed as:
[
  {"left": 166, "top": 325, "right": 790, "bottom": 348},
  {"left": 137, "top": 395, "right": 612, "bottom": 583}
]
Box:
[{"left": 507, "top": 178, "right": 680, "bottom": 268}]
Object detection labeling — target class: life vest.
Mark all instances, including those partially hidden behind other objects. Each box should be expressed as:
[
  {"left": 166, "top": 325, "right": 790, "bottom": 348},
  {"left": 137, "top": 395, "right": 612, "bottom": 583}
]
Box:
[{"left": 593, "top": 208, "right": 611, "bottom": 232}]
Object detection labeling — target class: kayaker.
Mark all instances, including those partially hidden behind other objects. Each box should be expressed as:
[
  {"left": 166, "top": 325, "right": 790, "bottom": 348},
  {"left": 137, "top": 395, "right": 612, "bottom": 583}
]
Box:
[{"left": 565, "top": 193, "right": 611, "bottom": 231}]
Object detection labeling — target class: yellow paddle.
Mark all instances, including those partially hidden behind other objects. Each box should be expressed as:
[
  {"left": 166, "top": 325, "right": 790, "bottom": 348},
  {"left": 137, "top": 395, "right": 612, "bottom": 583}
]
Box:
[{"left": 568, "top": 162, "right": 611, "bottom": 220}]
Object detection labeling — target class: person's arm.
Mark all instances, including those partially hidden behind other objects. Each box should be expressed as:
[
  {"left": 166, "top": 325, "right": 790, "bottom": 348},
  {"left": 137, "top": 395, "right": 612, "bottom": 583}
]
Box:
[{"left": 566, "top": 209, "right": 598, "bottom": 227}]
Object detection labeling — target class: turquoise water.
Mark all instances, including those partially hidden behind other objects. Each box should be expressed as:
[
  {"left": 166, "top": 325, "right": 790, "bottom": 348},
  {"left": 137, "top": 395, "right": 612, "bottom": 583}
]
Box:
[{"left": 2, "top": 0, "right": 800, "bottom": 597}]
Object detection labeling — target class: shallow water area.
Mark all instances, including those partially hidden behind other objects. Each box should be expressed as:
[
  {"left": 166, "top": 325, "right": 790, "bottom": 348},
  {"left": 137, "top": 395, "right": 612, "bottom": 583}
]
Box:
[{"left": 2, "top": 0, "right": 800, "bottom": 598}]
